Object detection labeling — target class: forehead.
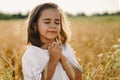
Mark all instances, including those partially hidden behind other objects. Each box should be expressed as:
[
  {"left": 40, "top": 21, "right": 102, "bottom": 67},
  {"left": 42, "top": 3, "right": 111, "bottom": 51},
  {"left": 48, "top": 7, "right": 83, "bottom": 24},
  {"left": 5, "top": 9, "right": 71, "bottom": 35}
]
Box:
[{"left": 40, "top": 9, "right": 60, "bottom": 19}]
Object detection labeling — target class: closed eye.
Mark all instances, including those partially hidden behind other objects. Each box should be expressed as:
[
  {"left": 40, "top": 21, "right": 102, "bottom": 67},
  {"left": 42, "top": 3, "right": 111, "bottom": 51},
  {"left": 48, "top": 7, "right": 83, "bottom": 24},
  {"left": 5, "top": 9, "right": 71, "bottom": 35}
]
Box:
[
  {"left": 44, "top": 22, "right": 50, "bottom": 24},
  {"left": 55, "top": 22, "right": 60, "bottom": 25},
  {"left": 55, "top": 19, "right": 60, "bottom": 25}
]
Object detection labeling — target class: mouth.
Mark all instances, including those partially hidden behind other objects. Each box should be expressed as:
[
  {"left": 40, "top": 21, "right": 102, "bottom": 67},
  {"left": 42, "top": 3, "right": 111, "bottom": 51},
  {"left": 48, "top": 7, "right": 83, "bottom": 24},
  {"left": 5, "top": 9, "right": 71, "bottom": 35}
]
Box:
[{"left": 47, "top": 31, "right": 57, "bottom": 33}]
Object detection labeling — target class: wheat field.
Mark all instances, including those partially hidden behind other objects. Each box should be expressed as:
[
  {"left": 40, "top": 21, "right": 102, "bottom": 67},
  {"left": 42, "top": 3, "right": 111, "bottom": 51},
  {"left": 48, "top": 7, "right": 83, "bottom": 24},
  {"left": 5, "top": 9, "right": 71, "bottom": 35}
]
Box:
[{"left": 0, "top": 16, "right": 120, "bottom": 80}]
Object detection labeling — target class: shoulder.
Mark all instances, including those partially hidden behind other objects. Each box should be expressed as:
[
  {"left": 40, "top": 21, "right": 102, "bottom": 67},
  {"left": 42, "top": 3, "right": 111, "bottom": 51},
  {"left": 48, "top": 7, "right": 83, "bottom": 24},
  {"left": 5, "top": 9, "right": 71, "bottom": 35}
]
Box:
[
  {"left": 22, "top": 45, "right": 49, "bottom": 69},
  {"left": 22, "top": 45, "right": 37, "bottom": 57},
  {"left": 22, "top": 45, "right": 41, "bottom": 62},
  {"left": 22, "top": 45, "right": 49, "bottom": 62},
  {"left": 62, "top": 43, "right": 73, "bottom": 51},
  {"left": 62, "top": 43, "right": 74, "bottom": 57},
  {"left": 62, "top": 43, "right": 71, "bottom": 48}
]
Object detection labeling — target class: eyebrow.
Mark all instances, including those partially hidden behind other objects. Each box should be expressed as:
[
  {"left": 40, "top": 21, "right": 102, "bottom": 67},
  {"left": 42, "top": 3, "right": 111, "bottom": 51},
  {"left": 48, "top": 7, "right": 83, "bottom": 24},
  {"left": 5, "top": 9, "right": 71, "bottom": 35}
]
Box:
[
  {"left": 42, "top": 18, "right": 60, "bottom": 21},
  {"left": 42, "top": 18, "right": 50, "bottom": 21}
]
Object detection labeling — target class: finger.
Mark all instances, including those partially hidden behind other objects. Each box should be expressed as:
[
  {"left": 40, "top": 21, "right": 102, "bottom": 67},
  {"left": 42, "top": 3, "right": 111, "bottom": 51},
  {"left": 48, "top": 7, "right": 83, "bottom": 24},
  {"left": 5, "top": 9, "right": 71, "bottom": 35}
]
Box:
[
  {"left": 58, "top": 46, "right": 62, "bottom": 52},
  {"left": 51, "top": 42, "right": 58, "bottom": 49},
  {"left": 51, "top": 41, "right": 56, "bottom": 48},
  {"left": 56, "top": 41, "right": 62, "bottom": 46},
  {"left": 55, "top": 42, "right": 59, "bottom": 49},
  {"left": 48, "top": 46, "right": 51, "bottom": 55},
  {"left": 48, "top": 46, "right": 50, "bottom": 51}
]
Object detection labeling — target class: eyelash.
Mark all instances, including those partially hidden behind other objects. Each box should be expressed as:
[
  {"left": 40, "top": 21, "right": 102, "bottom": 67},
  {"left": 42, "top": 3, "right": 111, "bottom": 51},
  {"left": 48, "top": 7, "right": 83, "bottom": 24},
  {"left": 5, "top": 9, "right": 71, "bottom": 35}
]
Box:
[
  {"left": 55, "top": 22, "right": 60, "bottom": 25},
  {"left": 44, "top": 22, "right": 50, "bottom": 24},
  {"left": 44, "top": 22, "right": 60, "bottom": 25}
]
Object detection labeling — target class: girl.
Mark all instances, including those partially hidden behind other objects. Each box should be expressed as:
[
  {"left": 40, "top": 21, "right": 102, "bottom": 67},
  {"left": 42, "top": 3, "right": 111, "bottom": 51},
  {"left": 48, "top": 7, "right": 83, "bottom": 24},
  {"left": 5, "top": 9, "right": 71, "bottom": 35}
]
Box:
[{"left": 22, "top": 2, "right": 82, "bottom": 80}]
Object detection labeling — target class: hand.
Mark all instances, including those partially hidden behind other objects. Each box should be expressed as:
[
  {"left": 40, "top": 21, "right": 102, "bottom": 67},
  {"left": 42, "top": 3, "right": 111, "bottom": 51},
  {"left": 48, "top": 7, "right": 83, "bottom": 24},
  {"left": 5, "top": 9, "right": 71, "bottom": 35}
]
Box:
[
  {"left": 41, "top": 42, "right": 62, "bottom": 80},
  {"left": 48, "top": 42, "right": 62, "bottom": 62}
]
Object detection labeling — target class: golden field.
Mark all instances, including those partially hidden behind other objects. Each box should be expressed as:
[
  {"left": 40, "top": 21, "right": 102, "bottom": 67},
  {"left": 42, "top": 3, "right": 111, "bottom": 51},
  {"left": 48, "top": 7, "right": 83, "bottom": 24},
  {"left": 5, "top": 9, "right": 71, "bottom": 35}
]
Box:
[{"left": 0, "top": 16, "right": 120, "bottom": 80}]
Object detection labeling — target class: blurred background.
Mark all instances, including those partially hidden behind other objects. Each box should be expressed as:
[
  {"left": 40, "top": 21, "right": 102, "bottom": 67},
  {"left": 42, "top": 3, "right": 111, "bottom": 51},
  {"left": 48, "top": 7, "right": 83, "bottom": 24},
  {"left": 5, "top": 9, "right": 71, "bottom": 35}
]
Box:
[{"left": 0, "top": 0, "right": 120, "bottom": 80}]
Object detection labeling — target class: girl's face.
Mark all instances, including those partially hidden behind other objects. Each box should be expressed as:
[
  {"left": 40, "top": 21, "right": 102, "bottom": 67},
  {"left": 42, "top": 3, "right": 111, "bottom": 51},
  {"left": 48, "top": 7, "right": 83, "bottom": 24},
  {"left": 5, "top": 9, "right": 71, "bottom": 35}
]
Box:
[{"left": 37, "top": 8, "right": 61, "bottom": 43}]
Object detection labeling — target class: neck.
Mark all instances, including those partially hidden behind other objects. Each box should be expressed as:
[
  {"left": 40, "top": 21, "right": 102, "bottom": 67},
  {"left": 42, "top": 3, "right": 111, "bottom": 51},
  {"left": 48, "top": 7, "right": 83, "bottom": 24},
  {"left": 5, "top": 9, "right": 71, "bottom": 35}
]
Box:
[
  {"left": 43, "top": 39, "right": 54, "bottom": 44},
  {"left": 40, "top": 38, "right": 55, "bottom": 49}
]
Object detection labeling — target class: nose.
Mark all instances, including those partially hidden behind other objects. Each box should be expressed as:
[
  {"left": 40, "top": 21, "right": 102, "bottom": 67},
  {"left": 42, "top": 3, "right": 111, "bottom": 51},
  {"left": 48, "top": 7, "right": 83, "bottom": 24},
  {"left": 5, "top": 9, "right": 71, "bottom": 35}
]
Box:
[{"left": 49, "top": 23, "right": 56, "bottom": 29}]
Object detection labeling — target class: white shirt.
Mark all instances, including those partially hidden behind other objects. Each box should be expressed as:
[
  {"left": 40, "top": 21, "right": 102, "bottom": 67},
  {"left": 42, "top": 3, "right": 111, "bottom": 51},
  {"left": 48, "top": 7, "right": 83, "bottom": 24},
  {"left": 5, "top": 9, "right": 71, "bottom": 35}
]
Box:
[{"left": 22, "top": 44, "right": 82, "bottom": 80}]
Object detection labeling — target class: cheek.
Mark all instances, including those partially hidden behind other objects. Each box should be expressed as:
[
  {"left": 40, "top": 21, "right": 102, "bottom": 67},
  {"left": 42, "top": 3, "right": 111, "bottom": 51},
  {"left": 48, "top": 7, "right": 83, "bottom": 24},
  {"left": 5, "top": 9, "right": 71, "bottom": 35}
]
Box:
[
  {"left": 38, "top": 23, "right": 47, "bottom": 31},
  {"left": 58, "top": 25, "right": 61, "bottom": 32},
  {"left": 38, "top": 25, "right": 45, "bottom": 35}
]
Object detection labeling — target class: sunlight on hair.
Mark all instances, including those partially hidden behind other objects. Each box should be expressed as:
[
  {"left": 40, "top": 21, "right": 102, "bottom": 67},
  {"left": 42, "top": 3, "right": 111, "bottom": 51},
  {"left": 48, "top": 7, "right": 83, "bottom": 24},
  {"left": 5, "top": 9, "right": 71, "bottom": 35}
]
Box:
[{"left": 62, "top": 13, "right": 72, "bottom": 42}]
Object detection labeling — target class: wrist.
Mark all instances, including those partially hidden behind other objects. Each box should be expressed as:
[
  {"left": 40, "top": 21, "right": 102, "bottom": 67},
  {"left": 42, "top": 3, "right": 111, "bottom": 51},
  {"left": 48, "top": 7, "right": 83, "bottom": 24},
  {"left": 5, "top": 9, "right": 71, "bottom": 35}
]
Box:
[
  {"left": 60, "top": 54, "right": 68, "bottom": 67},
  {"left": 49, "top": 57, "right": 59, "bottom": 65},
  {"left": 60, "top": 54, "right": 66, "bottom": 61}
]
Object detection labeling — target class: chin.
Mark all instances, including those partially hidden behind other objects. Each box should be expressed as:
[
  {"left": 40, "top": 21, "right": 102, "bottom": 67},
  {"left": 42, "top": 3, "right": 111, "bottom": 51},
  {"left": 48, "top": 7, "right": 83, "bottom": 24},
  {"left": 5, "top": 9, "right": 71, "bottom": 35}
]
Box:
[
  {"left": 46, "top": 35, "right": 57, "bottom": 40},
  {"left": 47, "top": 37, "right": 56, "bottom": 40}
]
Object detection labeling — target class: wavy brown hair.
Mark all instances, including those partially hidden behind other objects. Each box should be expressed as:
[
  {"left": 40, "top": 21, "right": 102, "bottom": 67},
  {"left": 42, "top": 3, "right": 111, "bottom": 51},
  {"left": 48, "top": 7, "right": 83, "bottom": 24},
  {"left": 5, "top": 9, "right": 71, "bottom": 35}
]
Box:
[{"left": 27, "top": 2, "right": 68, "bottom": 47}]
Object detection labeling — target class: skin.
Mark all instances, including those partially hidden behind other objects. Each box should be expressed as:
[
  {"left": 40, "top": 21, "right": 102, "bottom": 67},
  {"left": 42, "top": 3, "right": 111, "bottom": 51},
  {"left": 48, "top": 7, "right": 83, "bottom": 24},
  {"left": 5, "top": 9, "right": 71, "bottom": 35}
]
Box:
[
  {"left": 37, "top": 8, "right": 82, "bottom": 80},
  {"left": 38, "top": 9, "right": 61, "bottom": 44}
]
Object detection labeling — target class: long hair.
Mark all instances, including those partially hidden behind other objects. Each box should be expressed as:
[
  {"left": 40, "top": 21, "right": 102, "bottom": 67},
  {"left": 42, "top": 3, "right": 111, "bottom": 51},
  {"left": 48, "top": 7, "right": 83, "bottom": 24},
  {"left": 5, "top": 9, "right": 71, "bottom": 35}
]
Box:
[{"left": 27, "top": 2, "right": 68, "bottom": 47}]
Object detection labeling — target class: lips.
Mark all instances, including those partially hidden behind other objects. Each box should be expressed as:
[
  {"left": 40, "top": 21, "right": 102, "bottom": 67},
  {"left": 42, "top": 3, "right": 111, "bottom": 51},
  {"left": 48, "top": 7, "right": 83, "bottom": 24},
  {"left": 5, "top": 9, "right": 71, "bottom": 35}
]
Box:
[{"left": 47, "top": 31, "right": 57, "bottom": 33}]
